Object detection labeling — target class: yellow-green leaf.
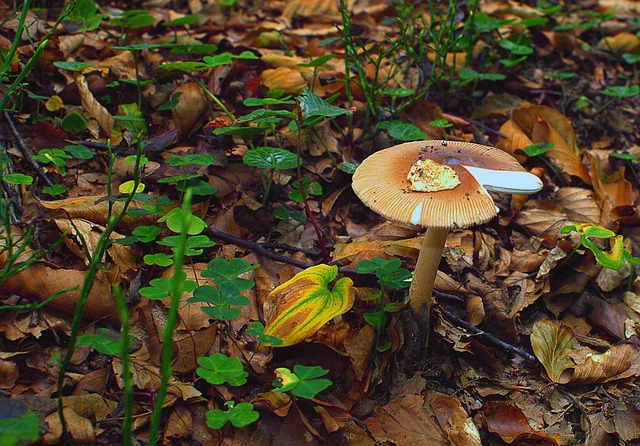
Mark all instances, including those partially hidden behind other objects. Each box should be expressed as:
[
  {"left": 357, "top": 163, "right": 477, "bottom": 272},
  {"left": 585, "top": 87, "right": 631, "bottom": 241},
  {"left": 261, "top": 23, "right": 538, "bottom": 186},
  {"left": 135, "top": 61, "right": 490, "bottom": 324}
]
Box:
[
  {"left": 263, "top": 264, "right": 354, "bottom": 347},
  {"left": 530, "top": 319, "right": 576, "bottom": 383},
  {"left": 119, "top": 180, "right": 145, "bottom": 194}
]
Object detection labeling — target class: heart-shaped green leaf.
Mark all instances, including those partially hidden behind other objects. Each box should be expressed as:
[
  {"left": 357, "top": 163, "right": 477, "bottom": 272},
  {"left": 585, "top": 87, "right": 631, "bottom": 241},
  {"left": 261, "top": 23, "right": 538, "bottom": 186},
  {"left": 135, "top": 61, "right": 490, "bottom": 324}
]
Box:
[{"left": 263, "top": 264, "right": 354, "bottom": 346}]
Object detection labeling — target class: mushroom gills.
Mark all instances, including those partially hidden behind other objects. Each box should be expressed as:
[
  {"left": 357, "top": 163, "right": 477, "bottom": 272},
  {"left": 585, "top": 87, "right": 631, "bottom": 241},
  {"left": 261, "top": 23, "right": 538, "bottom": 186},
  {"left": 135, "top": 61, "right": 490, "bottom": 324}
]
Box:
[{"left": 463, "top": 166, "right": 543, "bottom": 194}]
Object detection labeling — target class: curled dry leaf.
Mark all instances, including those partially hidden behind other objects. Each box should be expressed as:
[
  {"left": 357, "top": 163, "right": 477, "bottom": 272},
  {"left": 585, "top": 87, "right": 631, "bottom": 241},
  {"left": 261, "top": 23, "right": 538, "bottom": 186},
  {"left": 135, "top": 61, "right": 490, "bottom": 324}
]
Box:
[
  {"left": 597, "top": 32, "right": 640, "bottom": 55},
  {"left": 38, "top": 195, "right": 148, "bottom": 230},
  {"left": 171, "top": 82, "right": 207, "bottom": 135},
  {"left": 498, "top": 105, "right": 591, "bottom": 184},
  {"left": 481, "top": 401, "right": 559, "bottom": 445},
  {"left": 74, "top": 73, "right": 115, "bottom": 139},
  {"left": 428, "top": 392, "right": 481, "bottom": 446},
  {"left": 568, "top": 343, "right": 640, "bottom": 385},
  {"left": 530, "top": 319, "right": 576, "bottom": 383},
  {"left": 0, "top": 263, "right": 119, "bottom": 322},
  {"left": 364, "top": 394, "right": 449, "bottom": 446},
  {"left": 515, "top": 187, "right": 600, "bottom": 236},
  {"left": 263, "top": 264, "right": 354, "bottom": 346},
  {"left": 260, "top": 67, "right": 308, "bottom": 93}
]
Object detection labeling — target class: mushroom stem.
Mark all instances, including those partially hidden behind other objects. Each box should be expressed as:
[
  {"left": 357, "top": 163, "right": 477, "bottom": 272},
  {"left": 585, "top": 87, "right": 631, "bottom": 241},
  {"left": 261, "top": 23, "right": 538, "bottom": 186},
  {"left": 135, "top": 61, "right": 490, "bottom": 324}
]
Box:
[{"left": 408, "top": 227, "right": 449, "bottom": 315}]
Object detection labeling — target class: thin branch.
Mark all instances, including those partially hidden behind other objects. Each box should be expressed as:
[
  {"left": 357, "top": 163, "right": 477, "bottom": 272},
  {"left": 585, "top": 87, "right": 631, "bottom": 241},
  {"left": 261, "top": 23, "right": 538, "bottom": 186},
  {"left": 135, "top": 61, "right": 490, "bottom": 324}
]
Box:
[
  {"left": 3, "top": 112, "right": 54, "bottom": 187},
  {"left": 438, "top": 305, "right": 537, "bottom": 363}
]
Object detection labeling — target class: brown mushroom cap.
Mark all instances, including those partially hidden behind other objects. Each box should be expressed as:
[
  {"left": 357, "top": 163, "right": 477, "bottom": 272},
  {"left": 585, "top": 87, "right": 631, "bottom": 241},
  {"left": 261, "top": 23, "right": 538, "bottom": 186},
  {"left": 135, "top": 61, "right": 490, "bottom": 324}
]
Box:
[{"left": 352, "top": 140, "right": 532, "bottom": 229}]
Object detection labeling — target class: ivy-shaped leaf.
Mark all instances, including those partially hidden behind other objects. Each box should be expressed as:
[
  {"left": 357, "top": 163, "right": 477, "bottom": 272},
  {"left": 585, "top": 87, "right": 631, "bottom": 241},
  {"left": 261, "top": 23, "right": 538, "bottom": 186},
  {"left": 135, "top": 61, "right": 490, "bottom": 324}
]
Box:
[{"left": 263, "top": 264, "right": 354, "bottom": 346}]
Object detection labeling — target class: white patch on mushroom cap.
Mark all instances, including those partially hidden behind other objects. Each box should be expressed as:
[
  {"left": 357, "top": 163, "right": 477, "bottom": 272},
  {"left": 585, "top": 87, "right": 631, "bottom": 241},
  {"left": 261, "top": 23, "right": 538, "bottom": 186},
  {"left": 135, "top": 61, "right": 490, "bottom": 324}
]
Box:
[
  {"left": 410, "top": 202, "right": 423, "bottom": 225},
  {"left": 463, "top": 166, "right": 543, "bottom": 194}
]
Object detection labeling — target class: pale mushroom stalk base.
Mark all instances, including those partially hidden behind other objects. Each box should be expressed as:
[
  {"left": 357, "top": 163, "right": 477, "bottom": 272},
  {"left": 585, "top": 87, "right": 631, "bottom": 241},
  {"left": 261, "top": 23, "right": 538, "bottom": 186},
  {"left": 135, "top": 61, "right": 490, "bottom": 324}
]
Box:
[{"left": 408, "top": 227, "right": 449, "bottom": 315}]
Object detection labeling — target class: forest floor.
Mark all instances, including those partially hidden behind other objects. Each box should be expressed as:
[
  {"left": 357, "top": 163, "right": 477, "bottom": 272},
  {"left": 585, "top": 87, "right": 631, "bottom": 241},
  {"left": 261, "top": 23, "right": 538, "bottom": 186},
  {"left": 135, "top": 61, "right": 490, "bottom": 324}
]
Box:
[{"left": 1, "top": 0, "right": 640, "bottom": 445}]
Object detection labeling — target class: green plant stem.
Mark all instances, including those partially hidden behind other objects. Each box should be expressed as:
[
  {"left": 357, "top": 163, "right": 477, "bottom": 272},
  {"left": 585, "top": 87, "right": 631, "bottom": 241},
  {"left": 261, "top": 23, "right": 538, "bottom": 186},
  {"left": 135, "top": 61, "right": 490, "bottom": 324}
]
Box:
[
  {"left": 132, "top": 50, "right": 143, "bottom": 110},
  {"left": 194, "top": 78, "right": 236, "bottom": 122},
  {"left": 56, "top": 143, "right": 144, "bottom": 440},
  {"left": 147, "top": 188, "right": 192, "bottom": 446},
  {"left": 113, "top": 285, "right": 133, "bottom": 446}
]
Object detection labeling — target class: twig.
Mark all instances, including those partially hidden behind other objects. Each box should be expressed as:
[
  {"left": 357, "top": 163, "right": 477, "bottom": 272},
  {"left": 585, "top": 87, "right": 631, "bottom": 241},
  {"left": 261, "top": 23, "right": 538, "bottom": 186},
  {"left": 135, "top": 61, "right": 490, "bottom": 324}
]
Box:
[
  {"left": 298, "top": 179, "right": 330, "bottom": 263},
  {"left": 438, "top": 305, "right": 537, "bottom": 363},
  {"left": 203, "top": 228, "right": 314, "bottom": 269},
  {"left": 3, "top": 112, "right": 54, "bottom": 187}
]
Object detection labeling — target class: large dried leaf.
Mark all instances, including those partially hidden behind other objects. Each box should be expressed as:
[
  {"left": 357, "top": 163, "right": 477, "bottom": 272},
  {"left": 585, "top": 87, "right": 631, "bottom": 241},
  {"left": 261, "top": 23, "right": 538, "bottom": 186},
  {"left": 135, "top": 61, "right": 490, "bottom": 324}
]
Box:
[
  {"left": 171, "top": 82, "right": 207, "bottom": 135},
  {"left": 260, "top": 67, "right": 307, "bottom": 93},
  {"left": 364, "top": 394, "right": 448, "bottom": 446},
  {"left": 569, "top": 343, "right": 640, "bottom": 385},
  {"left": 515, "top": 187, "right": 600, "bottom": 236},
  {"left": 481, "top": 401, "right": 559, "bottom": 445},
  {"left": 263, "top": 264, "right": 354, "bottom": 346},
  {"left": 530, "top": 319, "right": 576, "bottom": 383},
  {"left": 499, "top": 105, "right": 591, "bottom": 183},
  {"left": 0, "top": 264, "right": 118, "bottom": 322},
  {"left": 75, "top": 73, "right": 115, "bottom": 139},
  {"left": 428, "top": 392, "right": 481, "bottom": 446},
  {"left": 597, "top": 32, "right": 640, "bottom": 55},
  {"left": 38, "top": 196, "right": 145, "bottom": 229}
]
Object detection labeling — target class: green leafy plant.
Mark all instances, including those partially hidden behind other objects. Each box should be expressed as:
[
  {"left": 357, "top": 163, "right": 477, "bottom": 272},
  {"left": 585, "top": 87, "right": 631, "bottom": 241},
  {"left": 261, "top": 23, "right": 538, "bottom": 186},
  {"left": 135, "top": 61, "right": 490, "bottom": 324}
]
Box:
[
  {"left": 205, "top": 402, "right": 260, "bottom": 429},
  {"left": 188, "top": 258, "right": 258, "bottom": 320},
  {"left": 243, "top": 147, "right": 300, "bottom": 204},
  {"left": 560, "top": 224, "right": 640, "bottom": 270},
  {"left": 520, "top": 142, "right": 564, "bottom": 186},
  {"left": 197, "top": 353, "right": 248, "bottom": 386},
  {"left": 0, "top": 407, "right": 40, "bottom": 446},
  {"left": 357, "top": 258, "right": 411, "bottom": 352},
  {"left": 273, "top": 365, "right": 333, "bottom": 399}
]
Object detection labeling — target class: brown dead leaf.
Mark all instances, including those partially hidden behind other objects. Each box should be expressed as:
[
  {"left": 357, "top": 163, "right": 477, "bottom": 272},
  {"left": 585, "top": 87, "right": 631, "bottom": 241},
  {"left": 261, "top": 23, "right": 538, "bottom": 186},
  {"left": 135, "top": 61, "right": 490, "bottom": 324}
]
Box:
[
  {"left": 568, "top": 343, "right": 640, "bottom": 385},
  {"left": 44, "top": 406, "right": 96, "bottom": 444},
  {"left": 515, "top": 187, "right": 600, "bottom": 236},
  {"left": 38, "top": 195, "right": 142, "bottom": 229},
  {"left": 171, "top": 82, "right": 207, "bottom": 135},
  {"left": 499, "top": 105, "right": 590, "bottom": 183},
  {"left": 481, "top": 401, "right": 559, "bottom": 445},
  {"left": 261, "top": 67, "right": 307, "bottom": 93},
  {"left": 428, "top": 392, "right": 481, "bottom": 446},
  {"left": 597, "top": 32, "right": 640, "bottom": 55},
  {"left": 364, "top": 394, "right": 448, "bottom": 446},
  {"left": 0, "top": 264, "right": 119, "bottom": 322},
  {"left": 75, "top": 73, "right": 115, "bottom": 140}
]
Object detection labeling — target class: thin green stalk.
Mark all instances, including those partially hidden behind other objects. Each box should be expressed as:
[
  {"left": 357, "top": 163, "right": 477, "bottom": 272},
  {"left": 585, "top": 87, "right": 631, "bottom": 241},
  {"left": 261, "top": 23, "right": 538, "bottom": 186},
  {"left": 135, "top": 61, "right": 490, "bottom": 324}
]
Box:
[
  {"left": 113, "top": 285, "right": 133, "bottom": 446},
  {"left": 56, "top": 143, "right": 145, "bottom": 440},
  {"left": 194, "top": 77, "right": 236, "bottom": 122},
  {"left": 147, "top": 188, "right": 192, "bottom": 446}
]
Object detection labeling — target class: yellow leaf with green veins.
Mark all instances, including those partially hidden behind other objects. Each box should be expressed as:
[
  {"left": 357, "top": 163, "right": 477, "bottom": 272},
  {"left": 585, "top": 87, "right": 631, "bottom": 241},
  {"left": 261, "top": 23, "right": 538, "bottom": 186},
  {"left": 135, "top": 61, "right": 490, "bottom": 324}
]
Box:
[{"left": 263, "top": 264, "right": 354, "bottom": 347}]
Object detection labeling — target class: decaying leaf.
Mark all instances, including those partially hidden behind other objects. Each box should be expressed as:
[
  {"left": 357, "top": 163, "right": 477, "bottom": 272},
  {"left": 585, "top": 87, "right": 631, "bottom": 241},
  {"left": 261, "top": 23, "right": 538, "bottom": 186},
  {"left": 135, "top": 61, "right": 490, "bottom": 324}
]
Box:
[
  {"left": 530, "top": 319, "right": 576, "bottom": 383},
  {"left": 263, "top": 264, "right": 354, "bottom": 346},
  {"left": 481, "top": 401, "right": 559, "bottom": 445}
]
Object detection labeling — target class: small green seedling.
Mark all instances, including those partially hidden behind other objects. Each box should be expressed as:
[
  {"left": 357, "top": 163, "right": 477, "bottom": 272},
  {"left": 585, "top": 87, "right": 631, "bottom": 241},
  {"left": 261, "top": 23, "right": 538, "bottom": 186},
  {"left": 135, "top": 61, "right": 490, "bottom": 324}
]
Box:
[
  {"left": 0, "top": 407, "right": 40, "bottom": 446},
  {"left": 377, "top": 120, "right": 426, "bottom": 141},
  {"left": 609, "top": 151, "right": 639, "bottom": 183},
  {"left": 246, "top": 321, "right": 283, "bottom": 346},
  {"left": 243, "top": 147, "right": 300, "bottom": 204},
  {"left": 197, "top": 353, "right": 248, "bottom": 386},
  {"left": 288, "top": 177, "right": 322, "bottom": 202},
  {"left": 560, "top": 224, "right": 640, "bottom": 270},
  {"left": 205, "top": 402, "right": 259, "bottom": 429},
  {"left": 521, "top": 142, "right": 565, "bottom": 185},
  {"left": 273, "top": 365, "right": 332, "bottom": 399},
  {"left": 357, "top": 258, "right": 411, "bottom": 352},
  {"left": 189, "top": 258, "right": 257, "bottom": 321},
  {"left": 139, "top": 272, "right": 198, "bottom": 300},
  {"left": 77, "top": 328, "right": 122, "bottom": 356}
]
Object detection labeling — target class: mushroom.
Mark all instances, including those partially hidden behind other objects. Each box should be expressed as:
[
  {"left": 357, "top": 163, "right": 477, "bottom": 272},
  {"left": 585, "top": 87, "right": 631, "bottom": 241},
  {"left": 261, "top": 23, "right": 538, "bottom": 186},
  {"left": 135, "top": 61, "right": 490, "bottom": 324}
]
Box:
[{"left": 351, "top": 140, "right": 543, "bottom": 326}]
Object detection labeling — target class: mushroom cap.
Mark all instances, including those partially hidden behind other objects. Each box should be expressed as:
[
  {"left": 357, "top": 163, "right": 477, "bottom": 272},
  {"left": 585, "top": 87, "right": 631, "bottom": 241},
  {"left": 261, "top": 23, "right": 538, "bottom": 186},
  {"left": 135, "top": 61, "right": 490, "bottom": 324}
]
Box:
[{"left": 352, "top": 140, "right": 539, "bottom": 229}]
